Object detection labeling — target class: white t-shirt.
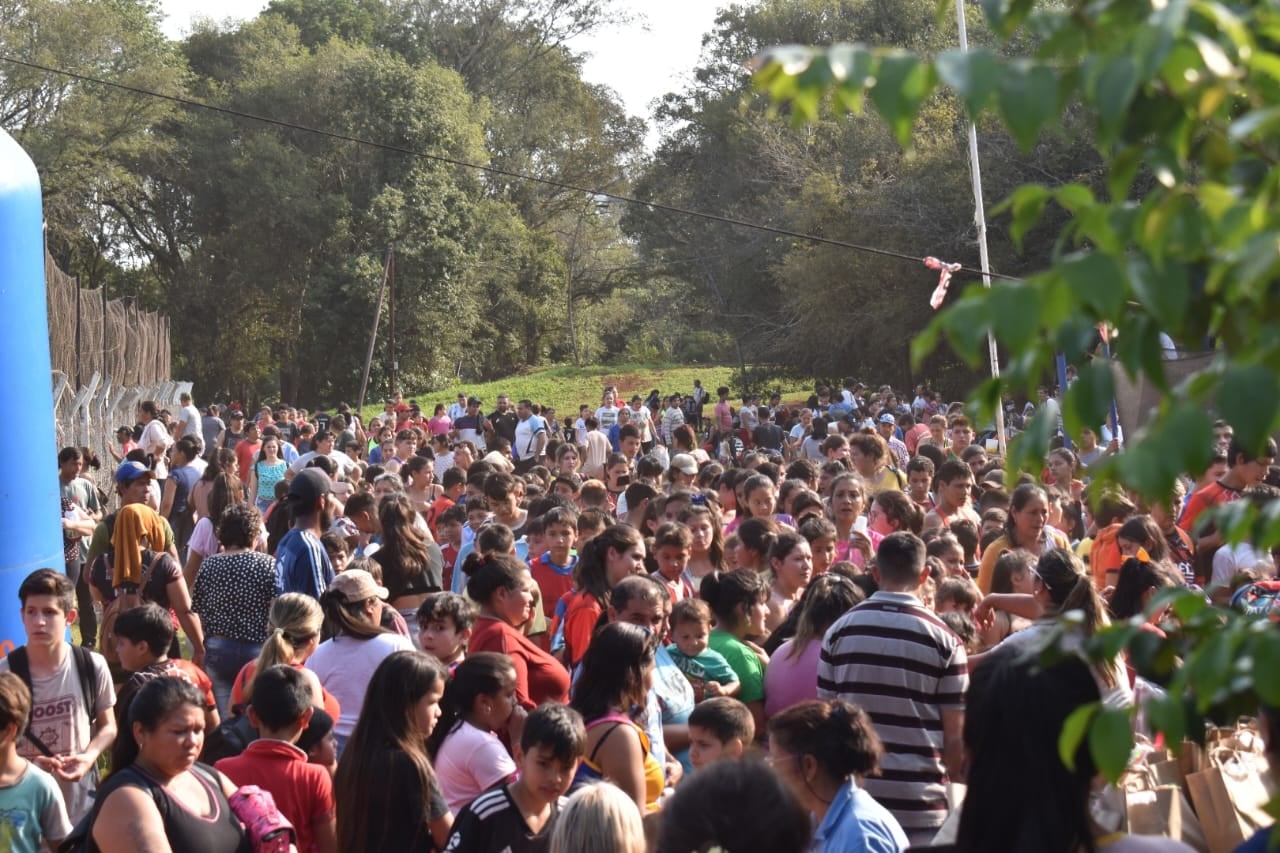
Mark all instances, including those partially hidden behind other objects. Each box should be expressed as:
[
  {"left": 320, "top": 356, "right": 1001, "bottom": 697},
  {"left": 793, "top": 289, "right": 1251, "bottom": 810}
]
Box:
[
  {"left": 289, "top": 450, "right": 357, "bottom": 476},
  {"left": 306, "top": 633, "right": 414, "bottom": 738},
  {"left": 1211, "top": 542, "right": 1275, "bottom": 590},
  {"left": 435, "top": 721, "right": 518, "bottom": 813},
  {"left": 138, "top": 420, "right": 172, "bottom": 479},
  {"left": 574, "top": 418, "right": 589, "bottom": 447},
  {"left": 628, "top": 406, "right": 654, "bottom": 443},
  {"left": 595, "top": 405, "right": 621, "bottom": 430},
  {"left": 178, "top": 404, "right": 201, "bottom": 437},
  {"left": 0, "top": 649, "right": 115, "bottom": 824},
  {"left": 513, "top": 416, "right": 547, "bottom": 462}
]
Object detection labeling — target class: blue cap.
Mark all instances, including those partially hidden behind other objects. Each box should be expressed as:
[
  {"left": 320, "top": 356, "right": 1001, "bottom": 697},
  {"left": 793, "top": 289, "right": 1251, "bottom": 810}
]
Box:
[
  {"left": 115, "top": 461, "right": 154, "bottom": 483},
  {"left": 878, "top": 413, "right": 897, "bottom": 425}
]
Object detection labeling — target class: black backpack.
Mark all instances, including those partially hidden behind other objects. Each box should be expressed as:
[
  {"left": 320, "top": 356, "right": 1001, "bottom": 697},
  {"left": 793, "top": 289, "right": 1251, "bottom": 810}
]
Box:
[
  {"left": 199, "top": 706, "right": 258, "bottom": 764},
  {"left": 7, "top": 645, "right": 97, "bottom": 758}
]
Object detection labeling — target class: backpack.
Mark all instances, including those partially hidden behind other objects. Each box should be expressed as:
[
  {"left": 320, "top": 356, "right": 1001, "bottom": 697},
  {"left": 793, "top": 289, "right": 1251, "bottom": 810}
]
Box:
[
  {"left": 7, "top": 645, "right": 97, "bottom": 758},
  {"left": 97, "top": 550, "right": 165, "bottom": 666},
  {"left": 200, "top": 706, "right": 259, "bottom": 764}
]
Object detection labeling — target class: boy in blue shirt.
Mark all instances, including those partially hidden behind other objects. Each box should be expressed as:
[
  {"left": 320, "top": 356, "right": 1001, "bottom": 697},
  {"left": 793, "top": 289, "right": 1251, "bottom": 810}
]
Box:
[{"left": 0, "top": 672, "right": 72, "bottom": 850}]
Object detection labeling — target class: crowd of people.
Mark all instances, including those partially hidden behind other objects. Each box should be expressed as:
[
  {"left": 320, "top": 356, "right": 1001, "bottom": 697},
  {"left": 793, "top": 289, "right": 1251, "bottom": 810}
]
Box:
[{"left": 16, "top": 379, "right": 1276, "bottom": 852}]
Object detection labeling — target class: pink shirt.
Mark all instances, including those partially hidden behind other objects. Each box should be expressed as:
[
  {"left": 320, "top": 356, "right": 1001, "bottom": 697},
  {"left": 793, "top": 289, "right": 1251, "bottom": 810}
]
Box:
[
  {"left": 428, "top": 416, "right": 451, "bottom": 436},
  {"left": 435, "top": 721, "right": 517, "bottom": 813},
  {"left": 764, "top": 638, "right": 822, "bottom": 719}
]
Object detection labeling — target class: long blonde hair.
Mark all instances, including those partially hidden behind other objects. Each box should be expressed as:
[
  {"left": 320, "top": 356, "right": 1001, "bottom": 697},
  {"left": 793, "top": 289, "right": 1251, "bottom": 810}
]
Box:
[
  {"left": 242, "top": 593, "right": 322, "bottom": 702},
  {"left": 550, "top": 783, "right": 646, "bottom": 853}
]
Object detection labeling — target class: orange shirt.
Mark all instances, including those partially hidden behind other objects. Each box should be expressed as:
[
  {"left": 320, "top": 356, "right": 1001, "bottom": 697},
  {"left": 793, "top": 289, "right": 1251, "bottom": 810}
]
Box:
[
  {"left": 1179, "top": 481, "right": 1241, "bottom": 536},
  {"left": 232, "top": 660, "right": 341, "bottom": 722}
]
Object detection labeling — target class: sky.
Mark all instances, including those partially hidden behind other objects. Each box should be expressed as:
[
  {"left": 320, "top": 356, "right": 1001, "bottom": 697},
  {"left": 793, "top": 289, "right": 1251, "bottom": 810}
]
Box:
[{"left": 156, "top": 0, "right": 725, "bottom": 135}]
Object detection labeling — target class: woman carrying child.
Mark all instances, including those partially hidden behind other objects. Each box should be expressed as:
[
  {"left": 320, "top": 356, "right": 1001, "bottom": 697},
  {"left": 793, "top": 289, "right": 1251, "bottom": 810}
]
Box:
[{"left": 700, "top": 568, "right": 771, "bottom": 734}]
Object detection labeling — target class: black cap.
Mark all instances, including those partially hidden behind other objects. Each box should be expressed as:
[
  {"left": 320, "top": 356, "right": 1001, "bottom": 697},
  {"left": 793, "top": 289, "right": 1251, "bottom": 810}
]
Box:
[{"left": 286, "top": 469, "right": 331, "bottom": 506}]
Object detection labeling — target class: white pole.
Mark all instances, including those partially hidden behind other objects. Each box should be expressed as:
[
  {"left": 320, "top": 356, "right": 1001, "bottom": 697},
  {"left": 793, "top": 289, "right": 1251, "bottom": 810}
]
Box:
[{"left": 955, "top": 0, "right": 1007, "bottom": 456}]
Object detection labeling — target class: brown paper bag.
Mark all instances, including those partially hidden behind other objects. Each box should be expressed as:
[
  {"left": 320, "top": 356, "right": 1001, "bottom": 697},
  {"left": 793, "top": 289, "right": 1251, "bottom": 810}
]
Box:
[
  {"left": 1121, "top": 765, "right": 1209, "bottom": 852},
  {"left": 1185, "top": 748, "right": 1272, "bottom": 853}
]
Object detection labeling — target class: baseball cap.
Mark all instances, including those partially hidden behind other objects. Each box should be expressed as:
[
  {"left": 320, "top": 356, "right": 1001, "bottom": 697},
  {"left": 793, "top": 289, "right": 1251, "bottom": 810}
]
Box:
[
  {"left": 286, "top": 469, "right": 331, "bottom": 506},
  {"left": 329, "top": 569, "right": 388, "bottom": 603},
  {"left": 228, "top": 410, "right": 245, "bottom": 420},
  {"left": 878, "top": 413, "right": 897, "bottom": 425},
  {"left": 670, "top": 453, "right": 698, "bottom": 476},
  {"left": 467, "top": 396, "right": 482, "bottom": 406},
  {"left": 115, "top": 461, "right": 154, "bottom": 483}
]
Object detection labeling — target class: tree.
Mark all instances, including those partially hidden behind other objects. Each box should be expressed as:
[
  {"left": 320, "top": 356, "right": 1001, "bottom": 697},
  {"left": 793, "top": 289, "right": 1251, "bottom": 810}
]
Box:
[
  {"left": 752, "top": 0, "right": 1280, "bottom": 780},
  {"left": 0, "top": 0, "right": 187, "bottom": 294}
]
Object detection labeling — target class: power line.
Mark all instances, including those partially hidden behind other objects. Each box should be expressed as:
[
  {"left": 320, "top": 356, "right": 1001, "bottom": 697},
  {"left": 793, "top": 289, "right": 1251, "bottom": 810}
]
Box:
[{"left": 0, "top": 53, "right": 1023, "bottom": 282}]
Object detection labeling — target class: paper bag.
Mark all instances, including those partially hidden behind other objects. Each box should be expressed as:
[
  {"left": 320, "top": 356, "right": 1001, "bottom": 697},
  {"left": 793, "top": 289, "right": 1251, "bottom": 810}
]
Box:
[{"left": 1185, "top": 748, "right": 1272, "bottom": 853}]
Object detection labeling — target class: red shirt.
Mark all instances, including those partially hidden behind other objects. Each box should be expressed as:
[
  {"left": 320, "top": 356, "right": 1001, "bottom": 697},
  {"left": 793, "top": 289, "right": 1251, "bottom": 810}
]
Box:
[
  {"left": 216, "top": 739, "right": 335, "bottom": 853},
  {"left": 468, "top": 616, "right": 569, "bottom": 709},
  {"left": 1179, "top": 481, "right": 1242, "bottom": 535},
  {"left": 231, "top": 661, "right": 342, "bottom": 722},
  {"left": 562, "top": 590, "right": 604, "bottom": 668},
  {"left": 529, "top": 553, "right": 577, "bottom": 618},
  {"left": 425, "top": 496, "right": 455, "bottom": 536},
  {"left": 236, "top": 440, "right": 262, "bottom": 485}
]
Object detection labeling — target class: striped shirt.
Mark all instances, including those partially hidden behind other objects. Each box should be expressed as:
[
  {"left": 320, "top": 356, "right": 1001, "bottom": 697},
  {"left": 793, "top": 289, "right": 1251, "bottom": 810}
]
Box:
[{"left": 818, "top": 590, "right": 968, "bottom": 836}]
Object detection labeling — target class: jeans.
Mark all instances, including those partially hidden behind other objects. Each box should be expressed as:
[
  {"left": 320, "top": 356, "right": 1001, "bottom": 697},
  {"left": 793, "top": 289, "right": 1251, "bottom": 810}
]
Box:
[
  {"left": 65, "top": 560, "right": 97, "bottom": 648},
  {"left": 203, "top": 636, "right": 261, "bottom": 718},
  {"left": 256, "top": 497, "right": 274, "bottom": 515}
]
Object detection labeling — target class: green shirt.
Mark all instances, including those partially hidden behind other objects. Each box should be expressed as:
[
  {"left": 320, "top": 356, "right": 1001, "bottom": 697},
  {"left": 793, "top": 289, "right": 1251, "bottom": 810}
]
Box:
[
  {"left": 707, "top": 629, "right": 765, "bottom": 703},
  {"left": 665, "top": 644, "right": 740, "bottom": 688}
]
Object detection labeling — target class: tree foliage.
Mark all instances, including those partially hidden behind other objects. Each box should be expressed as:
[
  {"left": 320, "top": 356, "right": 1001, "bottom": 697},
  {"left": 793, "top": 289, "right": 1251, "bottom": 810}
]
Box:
[
  {"left": 625, "top": 0, "right": 1102, "bottom": 394},
  {"left": 752, "top": 0, "right": 1280, "bottom": 777}
]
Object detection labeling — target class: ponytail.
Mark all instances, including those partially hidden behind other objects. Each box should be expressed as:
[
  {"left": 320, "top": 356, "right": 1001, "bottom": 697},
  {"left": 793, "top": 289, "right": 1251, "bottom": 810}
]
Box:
[
  {"left": 1037, "top": 548, "right": 1116, "bottom": 687},
  {"left": 244, "top": 593, "right": 323, "bottom": 702}
]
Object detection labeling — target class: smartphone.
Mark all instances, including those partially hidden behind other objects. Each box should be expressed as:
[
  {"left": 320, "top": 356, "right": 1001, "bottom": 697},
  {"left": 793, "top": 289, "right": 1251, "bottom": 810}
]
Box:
[{"left": 616, "top": 475, "right": 632, "bottom": 487}]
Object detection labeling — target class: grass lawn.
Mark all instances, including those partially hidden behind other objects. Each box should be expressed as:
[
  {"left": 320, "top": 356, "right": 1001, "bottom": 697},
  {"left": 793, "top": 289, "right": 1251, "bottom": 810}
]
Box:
[{"left": 361, "top": 364, "right": 817, "bottom": 423}]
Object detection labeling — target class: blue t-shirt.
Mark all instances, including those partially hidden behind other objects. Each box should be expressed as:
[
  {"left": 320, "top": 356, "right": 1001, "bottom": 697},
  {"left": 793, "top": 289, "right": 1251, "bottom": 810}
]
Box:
[
  {"left": 666, "top": 644, "right": 740, "bottom": 687},
  {"left": 276, "top": 528, "right": 334, "bottom": 599},
  {"left": 1235, "top": 827, "right": 1276, "bottom": 853},
  {"left": 811, "top": 779, "right": 909, "bottom": 852},
  {"left": 652, "top": 644, "right": 696, "bottom": 775},
  {"left": 0, "top": 762, "right": 72, "bottom": 852}
]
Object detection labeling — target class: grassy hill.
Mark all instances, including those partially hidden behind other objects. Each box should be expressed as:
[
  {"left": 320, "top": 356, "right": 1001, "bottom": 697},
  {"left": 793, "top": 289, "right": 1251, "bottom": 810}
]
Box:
[{"left": 361, "top": 364, "right": 815, "bottom": 422}]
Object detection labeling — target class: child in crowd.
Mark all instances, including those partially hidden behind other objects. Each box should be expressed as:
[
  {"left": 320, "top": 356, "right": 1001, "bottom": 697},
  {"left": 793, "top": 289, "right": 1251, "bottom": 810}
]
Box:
[
  {"left": 321, "top": 531, "right": 350, "bottom": 573},
  {"left": 927, "top": 534, "right": 967, "bottom": 579},
  {"left": 417, "top": 592, "right": 476, "bottom": 673},
  {"left": 666, "top": 599, "right": 740, "bottom": 701},
  {"left": 765, "top": 532, "right": 813, "bottom": 632},
  {"left": 436, "top": 504, "right": 467, "bottom": 591},
  {"left": 576, "top": 507, "right": 612, "bottom": 547},
  {"left": 428, "top": 653, "right": 520, "bottom": 814},
  {"left": 113, "top": 603, "right": 218, "bottom": 733},
  {"left": 529, "top": 507, "right": 580, "bottom": 619},
  {"left": 0, "top": 672, "right": 72, "bottom": 850},
  {"left": 737, "top": 474, "right": 795, "bottom": 531},
  {"left": 934, "top": 577, "right": 981, "bottom": 616},
  {"left": 215, "top": 665, "right": 338, "bottom": 853},
  {"left": 298, "top": 707, "right": 339, "bottom": 777},
  {"left": 686, "top": 696, "right": 755, "bottom": 770},
  {"left": 799, "top": 517, "right": 838, "bottom": 578},
  {"left": 444, "top": 703, "right": 587, "bottom": 853},
  {"left": 0, "top": 570, "right": 115, "bottom": 826},
  {"left": 651, "top": 522, "right": 695, "bottom": 603}
]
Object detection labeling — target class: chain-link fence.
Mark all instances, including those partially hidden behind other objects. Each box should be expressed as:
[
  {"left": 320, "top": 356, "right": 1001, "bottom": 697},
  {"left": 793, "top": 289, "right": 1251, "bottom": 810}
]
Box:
[{"left": 45, "top": 252, "right": 182, "bottom": 496}]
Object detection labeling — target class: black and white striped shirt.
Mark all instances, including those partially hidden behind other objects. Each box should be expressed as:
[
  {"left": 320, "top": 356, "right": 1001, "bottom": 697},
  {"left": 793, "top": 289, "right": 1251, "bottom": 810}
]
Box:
[{"left": 818, "top": 590, "right": 968, "bottom": 835}]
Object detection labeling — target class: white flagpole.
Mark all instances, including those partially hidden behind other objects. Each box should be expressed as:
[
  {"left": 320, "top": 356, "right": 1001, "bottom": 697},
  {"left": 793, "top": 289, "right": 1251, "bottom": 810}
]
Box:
[{"left": 955, "top": 0, "right": 1007, "bottom": 456}]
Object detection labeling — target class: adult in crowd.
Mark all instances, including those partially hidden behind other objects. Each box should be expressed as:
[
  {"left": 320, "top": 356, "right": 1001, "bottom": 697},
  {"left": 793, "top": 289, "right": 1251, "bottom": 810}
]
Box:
[
  {"left": 200, "top": 403, "right": 226, "bottom": 461},
  {"left": 308, "top": 570, "right": 415, "bottom": 752},
  {"left": 513, "top": 399, "right": 548, "bottom": 474},
  {"left": 159, "top": 437, "right": 201, "bottom": 554},
  {"left": 764, "top": 574, "right": 863, "bottom": 720},
  {"left": 93, "top": 679, "right": 248, "bottom": 852},
  {"left": 976, "top": 483, "right": 1071, "bottom": 594},
  {"left": 91, "top": 501, "right": 204, "bottom": 668},
  {"left": 136, "top": 400, "right": 173, "bottom": 484},
  {"left": 700, "top": 568, "right": 770, "bottom": 735},
  {"left": 58, "top": 446, "right": 102, "bottom": 645},
  {"left": 465, "top": 553, "right": 570, "bottom": 711},
  {"left": 951, "top": 643, "right": 1195, "bottom": 852},
  {"left": 768, "top": 699, "right": 908, "bottom": 852},
  {"left": 818, "top": 532, "right": 967, "bottom": 846},
  {"left": 247, "top": 432, "right": 289, "bottom": 514},
  {"left": 562, "top": 525, "right": 647, "bottom": 667},
  {"left": 289, "top": 430, "right": 357, "bottom": 481},
  {"left": 570, "top": 622, "right": 664, "bottom": 813},
  {"left": 231, "top": 593, "right": 340, "bottom": 721},
  {"left": 277, "top": 469, "right": 335, "bottom": 599},
  {"left": 191, "top": 502, "right": 281, "bottom": 716},
  {"left": 191, "top": 448, "right": 241, "bottom": 522},
  {"left": 373, "top": 493, "right": 444, "bottom": 632}
]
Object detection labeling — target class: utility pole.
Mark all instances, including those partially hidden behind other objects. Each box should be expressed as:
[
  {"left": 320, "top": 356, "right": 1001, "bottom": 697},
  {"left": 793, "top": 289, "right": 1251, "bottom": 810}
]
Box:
[
  {"left": 388, "top": 249, "right": 397, "bottom": 396},
  {"left": 357, "top": 246, "right": 394, "bottom": 414},
  {"left": 956, "top": 0, "right": 1007, "bottom": 455}
]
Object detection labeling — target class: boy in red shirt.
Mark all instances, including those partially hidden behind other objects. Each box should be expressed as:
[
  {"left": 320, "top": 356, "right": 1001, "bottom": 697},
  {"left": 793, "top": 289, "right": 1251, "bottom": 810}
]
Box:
[
  {"left": 528, "top": 507, "right": 579, "bottom": 619},
  {"left": 216, "top": 665, "right": 338, "bottom": 853}
]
